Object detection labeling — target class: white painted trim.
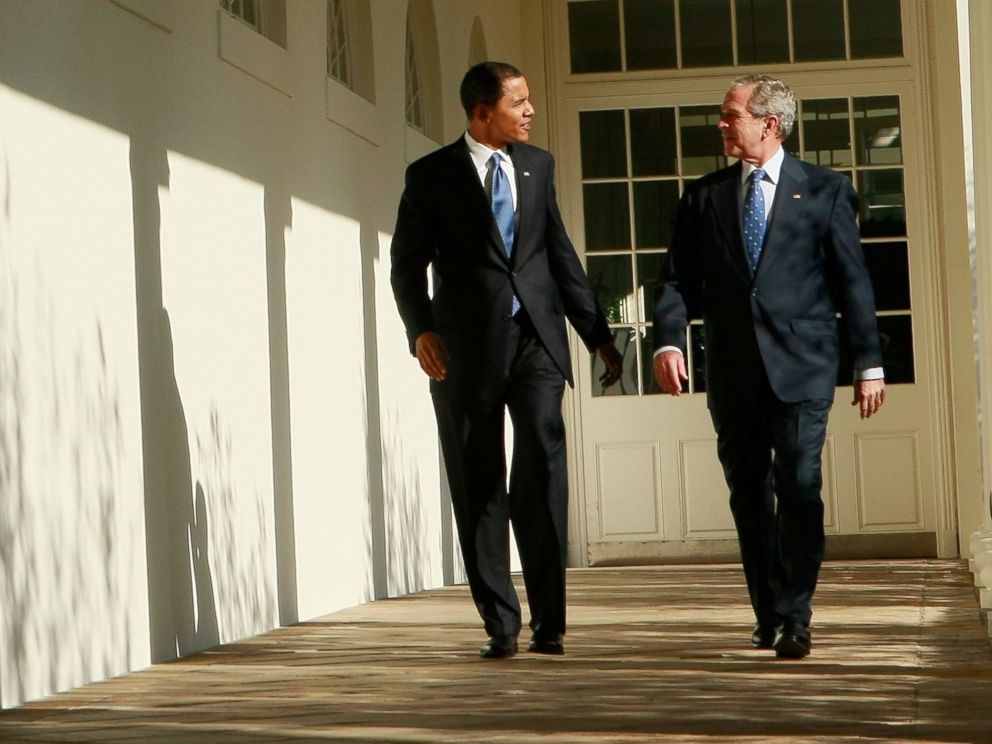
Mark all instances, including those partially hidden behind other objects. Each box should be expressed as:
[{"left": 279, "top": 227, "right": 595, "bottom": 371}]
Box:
[{"left": 217, "top": 9, "right": 292, "bottom": 97}]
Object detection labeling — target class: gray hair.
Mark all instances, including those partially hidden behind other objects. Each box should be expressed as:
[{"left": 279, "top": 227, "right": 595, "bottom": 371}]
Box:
[{"left": 730, "top": 74, "right": 796, "bottom": 140}]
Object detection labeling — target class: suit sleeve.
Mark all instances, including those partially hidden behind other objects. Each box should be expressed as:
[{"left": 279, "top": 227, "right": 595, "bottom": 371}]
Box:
[
  {"left": 653, "top": 188, "right": 702, "bottom": 354},
  {"left": 542, "top": 156, "right": 613, "bottom": 351},
  {"left": 390, "top": 165, "right": 436, "bottom": 355},
  {"left": 826, "top": 177, "right": 883, "bottom": 370}
]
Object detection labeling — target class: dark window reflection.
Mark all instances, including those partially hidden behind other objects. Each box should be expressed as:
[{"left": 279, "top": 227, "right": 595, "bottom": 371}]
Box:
[
  {"left": 736, "top": 0, "right": 790, "bottom": 65},
  {"left": 633, "top": 180, "right": 679, "bottom": 248},
  {"left": 793, "top": 0, "right": 845, "bottom": 61},
  {"left": 583, "top": 182, "right": 631, "bottom": 250},
  {"left": 802, "top": 98, "right": 852, "bottom": 167},
  {"left": 631, "top": 108, "right": 677, "bottom": 176},
  {"left": 636, "top": 251, "right": 666, "bottom": 322},
  {"left": 680, "top": 105, "right": 727, "bottom": 176},
  {"left": 587, "top": 255, "right": 635, "bottom": 324},
  {"left": 580, "top": 110, "right": 627, "bottom": 178},
  {"left": 568, "top": 0, "right": 621, "bottom": 73},
  {"left": 680, "top": 0, "right": 733, "bottom": 68},
  {"left": 862, "top": 241, "right": 910, "bottom": 311},
  {"left": 850, "top": 0, "right": 903, "bottom": 59},
  {"left": 858, "top": 169, "right": 906, "bottom": 238},
  {"left": 854, "top": 96, "right": 902, "bottom": 166},
  {"left": 642, "top": 324, "right": 661, "bottom": 395},
  {"left": 689, "top": 324, "right": 707, "bottom": 393},
  {"left": 624, "top": 0, "right": 677, "bottom": 70},
  {"left": 592, "top": 326, "right": 639, "bottom": 396}
]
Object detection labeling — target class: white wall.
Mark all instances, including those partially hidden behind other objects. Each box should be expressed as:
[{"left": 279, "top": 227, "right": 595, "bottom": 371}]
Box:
[{"left": 0, "top": 0, "right": 524, "bottom": 708}]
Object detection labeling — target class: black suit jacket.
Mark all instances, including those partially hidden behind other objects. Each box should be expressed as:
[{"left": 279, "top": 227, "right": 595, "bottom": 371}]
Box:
[
  {"left": 391, "top": 137, "right": 612, "bottom": 403},
  {"left": 654, "top": 153, "right": 882, "bottom": 408}
]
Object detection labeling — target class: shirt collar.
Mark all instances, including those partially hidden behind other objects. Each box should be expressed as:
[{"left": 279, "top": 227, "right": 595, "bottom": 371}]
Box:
[
  {"left": 465, "top": 131, "right": 510, "bottom": 172},
  {"left": 741, "top": 145, "right": 785, "bottom": 185}
]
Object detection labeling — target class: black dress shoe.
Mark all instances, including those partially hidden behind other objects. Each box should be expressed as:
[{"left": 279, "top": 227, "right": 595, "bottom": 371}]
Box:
[
  {"left": 480, "top": 634, "right": 518, "bottom": 659},
  {"left": 751, "top": 623, "right": 776, "bottom": 649},
  {"left": 527, "top": 632, "right": 565, "bottom": 655},
  {"left": 773, "top": 620, "right": 811, "bottom": 659}
]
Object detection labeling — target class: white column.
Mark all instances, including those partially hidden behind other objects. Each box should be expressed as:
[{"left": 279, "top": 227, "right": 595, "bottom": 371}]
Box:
[{"left": 966, "top": 0, "right": 992, "bottom": 625}]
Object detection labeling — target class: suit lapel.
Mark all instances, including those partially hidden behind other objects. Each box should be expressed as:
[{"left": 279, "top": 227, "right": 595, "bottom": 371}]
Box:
[
  {"left": 452, "top": 138, "right": 511, "bottom": 265},
  {"left": 709, "top": 163, "right": 752, "bottom": 280},
  {"left": 756, "top": 154, "right": 809, "bottom": 277},
  {"left": 507, "top": 144, "right": 531, "bottom": 267}
]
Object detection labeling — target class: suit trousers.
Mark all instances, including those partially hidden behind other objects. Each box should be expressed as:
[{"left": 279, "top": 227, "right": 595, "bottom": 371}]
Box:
[
  {"left": 431, "top": 313, "right": 568, "bottom": 638},
  {"left": 710, "top": 376, "right": 832, "bottom": 628}
]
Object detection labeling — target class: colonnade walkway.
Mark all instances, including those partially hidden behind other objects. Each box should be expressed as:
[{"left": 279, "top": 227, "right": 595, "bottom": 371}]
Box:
[{"left": 2, "top": 560, "right": 991, "bottom": 743}]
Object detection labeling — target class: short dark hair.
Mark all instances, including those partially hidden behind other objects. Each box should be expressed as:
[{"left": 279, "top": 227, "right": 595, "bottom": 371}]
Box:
[{"left": 459, "top": 61, "right": 523, "bottom": 119}]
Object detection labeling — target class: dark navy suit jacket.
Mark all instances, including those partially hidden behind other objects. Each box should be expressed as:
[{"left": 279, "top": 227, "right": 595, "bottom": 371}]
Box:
[
  {"left": 391, "top": 137, "right": 612, "bottom": 404},
  {"left": 654, "top": 153, "right": 882, "bottom": 408}
]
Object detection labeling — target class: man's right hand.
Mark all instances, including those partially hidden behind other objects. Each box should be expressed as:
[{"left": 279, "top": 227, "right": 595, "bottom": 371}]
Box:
[
  {"left": 415, "top": 332, "right": 449, "bottom": 381},
  {"left": 653, "top": 350, "right": 688, "bottom": 396}
]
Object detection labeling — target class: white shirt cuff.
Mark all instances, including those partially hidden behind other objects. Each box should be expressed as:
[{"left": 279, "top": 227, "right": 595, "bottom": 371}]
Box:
[
  {"left": 855, "top": 367, "right": 885, "bottom": 381},
  {"left": 654, "top": 346, "right": 682, "bottom": 358}
]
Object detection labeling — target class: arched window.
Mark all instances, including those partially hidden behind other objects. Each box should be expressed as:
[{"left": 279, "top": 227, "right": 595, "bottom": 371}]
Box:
[
  {"left": 327, "top": 0, "right": 376, "bottom": 103},
  {"left": 404, "top": 0, "right": 443, "bottom": 143},
  {"left": 220, "top": 0, "right": 286, "bottom": 48}
]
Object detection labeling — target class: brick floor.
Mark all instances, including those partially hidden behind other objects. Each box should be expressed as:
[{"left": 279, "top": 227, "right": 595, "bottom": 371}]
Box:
[{"left": 1, "top": 560, "right": 990, "bottom": 743}]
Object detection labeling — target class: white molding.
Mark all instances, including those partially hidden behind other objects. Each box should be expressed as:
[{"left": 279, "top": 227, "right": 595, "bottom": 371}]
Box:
[
  {"left": 217, "top": 9, "right": 292, "bottom": 97},
  {"left": 108, "top": 0, "right": 175, "bottom": 32},
  {"left": 325, "top": 78, "right": 381, "bottom": 146}
]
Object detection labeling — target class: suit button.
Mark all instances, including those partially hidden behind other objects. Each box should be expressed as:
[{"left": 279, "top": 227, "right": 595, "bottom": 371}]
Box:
[
  {"left": 751, "top": 288, "right": 758, "bottom": 297},
  {"left": 502, "top": 313, "right": 512, "bottom": 321}
]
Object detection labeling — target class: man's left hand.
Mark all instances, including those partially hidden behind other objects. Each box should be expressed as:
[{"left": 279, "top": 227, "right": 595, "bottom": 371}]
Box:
[
  {"left": 853, "top": 378, "right": 886, "bottom": 420},
  {"left": 597, "top": 343, "right": 624, "bottom": 388}
]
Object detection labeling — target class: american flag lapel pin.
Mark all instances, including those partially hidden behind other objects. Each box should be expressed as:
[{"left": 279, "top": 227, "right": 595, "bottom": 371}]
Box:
[{"left": 523, "top": 171, "right": 531, "bottom": 176}]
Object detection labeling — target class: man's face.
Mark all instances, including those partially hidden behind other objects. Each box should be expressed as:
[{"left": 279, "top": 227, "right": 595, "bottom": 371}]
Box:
[
  {"left": 479, "top": 76, "right": 534, "bottom": 147},
  {"left": 718, "top": 86, "right": 769, "bottom": 163}
]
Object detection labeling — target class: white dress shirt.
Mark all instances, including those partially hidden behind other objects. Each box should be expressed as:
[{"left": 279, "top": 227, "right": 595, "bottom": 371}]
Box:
[{"left": 465, "top": 131, "right": 517, "bottom": 210}]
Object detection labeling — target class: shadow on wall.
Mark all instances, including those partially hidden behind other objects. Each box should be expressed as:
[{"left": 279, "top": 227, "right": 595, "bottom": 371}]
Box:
[{"left": 0, "top": 143, "right": 139, "bottom": 704}]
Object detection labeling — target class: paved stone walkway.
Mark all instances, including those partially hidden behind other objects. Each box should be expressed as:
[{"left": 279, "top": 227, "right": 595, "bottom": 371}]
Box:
[{"left": 1, "top": 560, "right": 990, "bottom": 743}]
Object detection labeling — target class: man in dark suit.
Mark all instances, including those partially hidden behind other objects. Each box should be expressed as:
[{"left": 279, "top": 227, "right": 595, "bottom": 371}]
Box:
[
  {"left": 653, "top": 75, "right": 886, "bottom": 659},
  {"left": 391, "top": 61, "right": 622, "bottom": 659}
]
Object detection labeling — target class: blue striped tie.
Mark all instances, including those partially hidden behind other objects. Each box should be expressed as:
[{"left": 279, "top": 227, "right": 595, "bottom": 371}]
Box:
[
  {"left": 490, "top": 153, "right": 520, "bottom": 315},
  {"left": 743, "top": 167, "right": 767, "bottom": 271}
]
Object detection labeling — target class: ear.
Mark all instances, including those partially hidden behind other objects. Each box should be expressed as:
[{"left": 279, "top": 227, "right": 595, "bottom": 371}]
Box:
[
  {"left": 763, "top": 114, "right": 780, "bottom": 139},
  {"left": 473, "top": 102, "right": 492, "bottom": 124}
]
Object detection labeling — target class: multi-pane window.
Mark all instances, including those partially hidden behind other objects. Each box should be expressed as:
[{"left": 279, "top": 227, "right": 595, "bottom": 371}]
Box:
[
  {"left": 327, "top": 0, "right": 352, "bottom": 89},
  {"left": 405, "top": 15, "right": 426, "bottom": 132},
  {"left": 584, "top": 96, "right": 912, "bottom": 396},
  {"left": 221, "top": 0, "right": 259, "bottom": 31},
  {"left": 220, "top": 0, "right": 286, "bottom": 47},
  {"left": 568, "top": 0, "right": 903, "bottom": 74}
]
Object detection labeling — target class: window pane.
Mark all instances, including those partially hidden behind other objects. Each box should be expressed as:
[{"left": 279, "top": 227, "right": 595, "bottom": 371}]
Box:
[
  {"left": 636, "top": 251, "right": 666, "bottom": 322},
  {"left": 850, "top": 0, "right": 903, "bottom": 59},
  {"left": 624, "top": 0, "right": 676, "bottom": 70},
  {"left": 587, "top": 254, "right": 635, "bottom": 324},
  {"left": 801, "top": 98, "right": 851, "bottom": 167},
  {"left": 793, "top": 0, "right": 845, "bottom": 62},
  {"left": 680, "top": 106, "right": 727, "bottom": 176},
  {"left": 568, "top": 0, "right": 621, "bottom": 73},
  {"left": 862, "top": 241, "right": 910, "bottom": 312},
  {"left": 854, "top": 96, "right": 902, "bottom": 166},
  {"left": 592, "top": 327, "right": 639, "bottom": 396},
  {"left": 877, "top": 314, "right": 914, "bottom": 384},
  {"left": 641, "top": 325, "right": 662, "bottom": 395},
  {"left": 736, "top": 0, "right": 790, "bottom": 65},
  {"left": 630, "top": 108, "right": 677, "bottom": 176},
  {"left": 580, "top": 110, "right": 627, "bottom": 178},
  {"left": 689, "top": 324, "right": 707, "bottom": 393},
  {"left": 858, "top": 169, "right": 906, "bottom": 238},
  {"left": 583, "top": 183, "right": 631, "bottom": 250},
  {"left": 680, "top": 0, "right": 733, "bottom": 68},
  {"left": 633, "top": 181, "right": 679, "bottom": 248}
]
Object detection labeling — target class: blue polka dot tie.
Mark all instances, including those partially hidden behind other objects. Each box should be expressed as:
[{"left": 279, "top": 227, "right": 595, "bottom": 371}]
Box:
[
  {"left": 489, "top": 153, "right": 520, "bottom": 315},
  {"left": 743, "top": 167, "right": 767, "bottom": 271}
]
